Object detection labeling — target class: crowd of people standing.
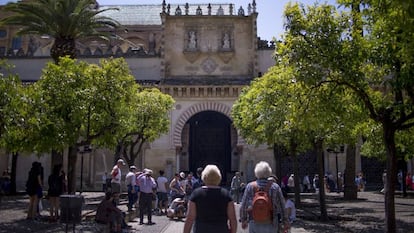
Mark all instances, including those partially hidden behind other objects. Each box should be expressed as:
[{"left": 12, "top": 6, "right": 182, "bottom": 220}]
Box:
[
  {"left": 22, "top": 156, "right": 414, "bottom": 233},
  {"left": 93, "top": 159, "right": 295, "bottom": 233}
]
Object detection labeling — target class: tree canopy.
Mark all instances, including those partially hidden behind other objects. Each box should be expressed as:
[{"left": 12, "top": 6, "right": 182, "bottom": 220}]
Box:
[
  {"left": 30, "top": 57, "right": 139, "bottom": 192},
  {"left": 278, "top": 1, "right": 414, "bottom": 231},
  {"left": 117, "top": 88, "right": 175, "bottom": 168}
]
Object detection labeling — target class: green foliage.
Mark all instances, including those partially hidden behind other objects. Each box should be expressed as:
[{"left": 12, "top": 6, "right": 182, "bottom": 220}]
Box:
[
  {"left": 232, "top": 63, "right": 363, "bottom": 156},
  {"left": 0, "top": 60, "right": 33, "bottom": 153},
  {"left": 32, "top": 57, "right": 139, "bottom": 152},
  {"left": 131, "top": 88, "right": 175, "bottom": 142},
  {"left": 279, "top": 1, "right": 414, "bottom": 150}
]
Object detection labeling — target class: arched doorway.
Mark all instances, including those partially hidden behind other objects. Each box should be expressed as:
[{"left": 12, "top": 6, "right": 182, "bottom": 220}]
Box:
[{"left": 187, "top": 111, "right": 232, "bottom": 183}]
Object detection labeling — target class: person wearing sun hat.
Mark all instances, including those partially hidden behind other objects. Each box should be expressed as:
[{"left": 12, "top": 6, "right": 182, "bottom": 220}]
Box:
[{"left": 137, "top": 168, "right": 157, "bottom": 225}]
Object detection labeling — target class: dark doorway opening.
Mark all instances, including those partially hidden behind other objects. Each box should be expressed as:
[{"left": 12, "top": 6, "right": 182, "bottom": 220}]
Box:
[{"left": 188, "top": 111, "right": 231, "bottom": 184}]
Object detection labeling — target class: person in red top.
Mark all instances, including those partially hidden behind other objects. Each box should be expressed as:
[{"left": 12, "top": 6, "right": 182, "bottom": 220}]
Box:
[{"left": 406, "top": 172, "right": 413, "bottom": 190}]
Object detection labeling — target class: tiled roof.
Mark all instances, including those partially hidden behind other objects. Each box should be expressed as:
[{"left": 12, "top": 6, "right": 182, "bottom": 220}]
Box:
[
  {"left": 99, "top": 5, "right": 163, "bottom": 25},
  {"left": 99, "top": 3, "right": 240, "bottom": 26}
]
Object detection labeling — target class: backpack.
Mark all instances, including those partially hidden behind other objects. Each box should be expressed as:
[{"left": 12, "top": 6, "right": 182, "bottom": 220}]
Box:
[{"left": 251, "top": 181, "right": 273, "bottom": 222}]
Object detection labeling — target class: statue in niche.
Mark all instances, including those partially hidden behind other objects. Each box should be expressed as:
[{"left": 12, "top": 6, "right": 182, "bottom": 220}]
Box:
[
  {"left": 222, "top": 32, "right": 230, "bottom": 49},
  {"left": 188, "top": 31, "right": 197, "bottom": 49}
]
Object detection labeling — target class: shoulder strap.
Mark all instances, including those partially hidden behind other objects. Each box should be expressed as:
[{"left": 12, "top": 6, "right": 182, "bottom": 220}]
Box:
[
  {"left": 264, "top": 181, "right": 272, "bottom": 192},
  {"left": 251, "top": 181, "right": 258, "bottom": 192}
]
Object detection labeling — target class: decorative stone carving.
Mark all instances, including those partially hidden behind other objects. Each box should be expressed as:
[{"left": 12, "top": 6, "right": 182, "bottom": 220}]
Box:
[
  {"left": 201, "top": 57, "right": 218, "bottom": 74},
  {"left": 238, "top": 6, "right": 245, "bottom": 16},
  {"left": 185, "top": 3, "right": 189, "bottom": 15},
  {"left": 217, "top": 5, "right": 224, "bottom": 15},
  {"left": 218, "top": 51, "right": 234, "bottom": 63},
  {"left": 187, "top": 30, "right": 197, "bottom": 50},
  {"left": 183, "top": 50, "right": 201, "bottom": 63},
  {"left": 175, "top": 6, "right": 182, "bottom": 15},
  {"left": 196, "top": 6, "right": 202, "bottom": 15},
  {"left": 222, "top": 32, "right": 231, "bottom": 49}
]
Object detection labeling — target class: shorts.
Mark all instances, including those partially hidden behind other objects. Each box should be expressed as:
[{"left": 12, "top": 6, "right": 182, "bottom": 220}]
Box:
[
  {"left": 157, "top": 192, "right": 168, "bottom": 202},
  {"left": 111, "top": 182, "right": 121, "bottom": 193}
]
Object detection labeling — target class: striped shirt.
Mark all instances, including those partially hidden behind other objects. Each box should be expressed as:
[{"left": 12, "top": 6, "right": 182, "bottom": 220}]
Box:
[{"left": 137, "top": 175, "right": 156, "bottom": 193}]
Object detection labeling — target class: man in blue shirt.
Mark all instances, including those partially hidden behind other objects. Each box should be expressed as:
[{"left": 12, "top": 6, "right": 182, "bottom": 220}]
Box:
[{"left": 137, "top": 168, "right": 157, "bottom": 225}]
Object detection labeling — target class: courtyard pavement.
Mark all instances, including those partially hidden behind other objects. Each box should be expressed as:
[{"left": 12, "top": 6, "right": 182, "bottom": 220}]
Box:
[{"left": 0, "top": 190, "right": 413, "bottom": 233}]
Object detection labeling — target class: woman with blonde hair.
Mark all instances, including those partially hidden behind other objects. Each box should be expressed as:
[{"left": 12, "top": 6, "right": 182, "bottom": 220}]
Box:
[{"left": 183, "top": 165, "right": 237, "bottom": 233}]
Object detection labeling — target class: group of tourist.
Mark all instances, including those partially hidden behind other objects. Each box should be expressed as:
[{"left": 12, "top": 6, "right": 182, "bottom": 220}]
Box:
[
  {"left": 24, "top": 159, "right": 296, "bottom": 233},
  {"left": 98, "top": 159, "right": 295, "bottom": 233}
]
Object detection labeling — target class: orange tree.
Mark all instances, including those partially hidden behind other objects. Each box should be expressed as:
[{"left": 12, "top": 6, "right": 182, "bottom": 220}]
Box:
[
  {"left": 279, "top": 1, "right": 414, "bottom": 232},
  {"left": 32, "top": 57, "right": 139, "bottom": 193}
]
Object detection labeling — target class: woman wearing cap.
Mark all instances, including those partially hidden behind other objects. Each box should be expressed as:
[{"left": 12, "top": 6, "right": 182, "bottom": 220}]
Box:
[{"left": 183, "top": 164, "right": 237, "bottom": 233}]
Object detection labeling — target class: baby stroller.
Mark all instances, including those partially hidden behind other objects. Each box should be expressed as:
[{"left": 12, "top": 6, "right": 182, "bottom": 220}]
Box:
[{"left": 166, "top": 197, "right": 187, "bottom": 219}]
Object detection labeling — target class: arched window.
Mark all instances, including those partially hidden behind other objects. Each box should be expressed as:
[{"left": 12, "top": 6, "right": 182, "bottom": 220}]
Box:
[{"left": 11, "top": 37, "right": 22, "bottom": 49}]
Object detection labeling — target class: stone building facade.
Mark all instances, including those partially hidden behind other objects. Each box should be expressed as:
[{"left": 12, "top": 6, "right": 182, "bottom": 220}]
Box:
[
  {"left": 0, "top": 1, "right": 282, "bottom": 190},
  {"left": 1, "top": 1, "right": 397, "bottom": 191}
]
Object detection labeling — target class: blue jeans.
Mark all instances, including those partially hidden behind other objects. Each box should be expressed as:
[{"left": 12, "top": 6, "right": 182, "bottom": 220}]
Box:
[
  {"left": 127, "top": 185, "right": 138, "bottom": 209},
  {"left": 249, "top": 220, "right": 279, "bottom": 233}
]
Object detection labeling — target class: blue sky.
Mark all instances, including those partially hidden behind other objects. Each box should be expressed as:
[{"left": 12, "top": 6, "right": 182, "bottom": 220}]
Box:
[{"left": 0, "top": 0, "right": 337, "bottom": 41}]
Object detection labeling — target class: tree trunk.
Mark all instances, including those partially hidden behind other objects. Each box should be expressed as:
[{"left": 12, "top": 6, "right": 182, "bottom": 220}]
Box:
[
  {"left": 51, "top": 150, "right": 63, "bottom": 170},
  {"left": 315, "top": 139, "right": 328, "bottom": 221},
  {"left": 113, "top": 142, "right": 123, "bottom": 165},
  {"left": 67, "top": 146, "right": 78, "bottom": 194},
  {"left": 9, "top": 152, "right": 18, "bottom": 195},
  {"left": 344, "top": 144, "right": 357, "bottom": 200},
  {"left": 290, "top": 140, "right": 301, "bottom": 208},
  {"left": 50, "top": 37, "right": 76, "bottom": 64},
  {"left": 273, "top": 144, "right": 283, "bottom": 185},
  {"left": 383, "top": 123, "right": 397, "bottom": 233}
]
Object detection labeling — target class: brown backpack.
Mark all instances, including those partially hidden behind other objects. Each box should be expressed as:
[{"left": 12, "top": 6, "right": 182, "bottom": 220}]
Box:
[{"left": 251, "top": 181, "right": 273, "bottom": 222}]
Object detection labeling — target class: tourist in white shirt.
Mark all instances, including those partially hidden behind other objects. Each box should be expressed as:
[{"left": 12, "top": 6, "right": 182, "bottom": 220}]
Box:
[
  {"left": 156, "top": 170, "right": 169, "bottom": 215},
  {"left": 125, "top": 165, "right": 137, "bottom": 211},
  {"left": 111, "top": 159, "right": 125, "bottom": 205}
]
